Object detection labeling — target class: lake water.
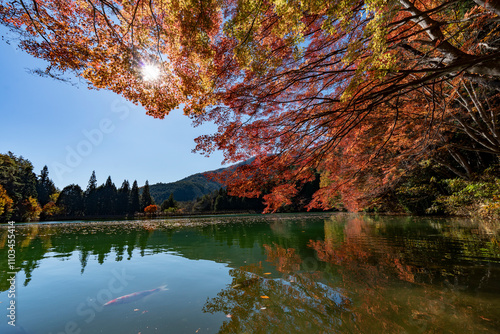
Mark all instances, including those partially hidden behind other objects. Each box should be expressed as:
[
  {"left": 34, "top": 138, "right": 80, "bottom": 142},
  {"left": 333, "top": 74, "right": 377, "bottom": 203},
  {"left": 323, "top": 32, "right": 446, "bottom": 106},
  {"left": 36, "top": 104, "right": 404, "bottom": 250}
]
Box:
[{"left": 0, "top": 213, "right": 499, "bottom": 334}]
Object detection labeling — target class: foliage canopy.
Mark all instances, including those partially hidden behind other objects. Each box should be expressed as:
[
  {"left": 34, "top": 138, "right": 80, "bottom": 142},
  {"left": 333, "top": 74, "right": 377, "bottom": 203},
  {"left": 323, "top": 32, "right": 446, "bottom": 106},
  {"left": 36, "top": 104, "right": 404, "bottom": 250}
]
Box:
[{"left": 2, "top": 0, "right": 500, "bottom": 211}]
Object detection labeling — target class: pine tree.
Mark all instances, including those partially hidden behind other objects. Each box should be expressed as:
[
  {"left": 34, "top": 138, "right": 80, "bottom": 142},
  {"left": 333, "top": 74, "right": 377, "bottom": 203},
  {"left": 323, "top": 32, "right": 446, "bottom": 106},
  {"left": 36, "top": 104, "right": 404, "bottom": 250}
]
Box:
[
  {"left": 13, "top": 153, "right": 38, "bottom": 201},
  {"left": 161, "top": 193, "right": 176, "bottom": 211},
  {"left": 36, "top": 165, "right": 57, "bottom": 206},
  {"left": 99, "top": 176, "right": 117, "bottom": 215},
  {"left": 117, "top": 180, "right": 130, "bottom": 215},
  {"left": 84, "top": 171, "right": 98, "bottom": 216},
  {"left": 140, "top": 180, "right": 154, "bottom": 211},
  {"left": 129, "top": 180, "right": 141, "bottom": 214},
  {"left": 167, "top": 193, "right": 176, "bottom": 208}
]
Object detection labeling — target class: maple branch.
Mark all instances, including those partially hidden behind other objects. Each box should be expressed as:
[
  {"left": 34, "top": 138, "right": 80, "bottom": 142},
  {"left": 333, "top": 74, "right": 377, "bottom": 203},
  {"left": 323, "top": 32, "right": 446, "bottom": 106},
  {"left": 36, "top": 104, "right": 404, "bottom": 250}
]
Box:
[
  {"left": 472, "top": 0, "right": 500, "bottom": 17},
  {"left": 148, "top": 0, "right": 162, "bottom": 57},
  {"left": 398, "top": 0, "right": 500, "bottom": 78},
  {"left": 98, "top": 1, "right": 124, "bottom": 45},
  {"left": 432, "top": 154, "right": 470, "bottom": 179},
  {"left": 18, "top": 0, "right": 52, "bottom": 48},
  {"left": 125, "top": 0, "right": 142, "bottom": 37}
]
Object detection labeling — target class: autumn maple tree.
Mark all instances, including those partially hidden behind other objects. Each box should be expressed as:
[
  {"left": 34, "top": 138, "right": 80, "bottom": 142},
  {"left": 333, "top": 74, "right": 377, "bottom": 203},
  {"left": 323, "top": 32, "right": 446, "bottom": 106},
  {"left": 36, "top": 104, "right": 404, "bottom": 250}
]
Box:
[
  {"left": 0, "top": 184, "right": 13, "bottom": 220},
  {"left": 144, "top": 204, "right": 159, "bottom": 214},
  {"left": 1, "top": 0, "right": 499, "bottom": 211}
]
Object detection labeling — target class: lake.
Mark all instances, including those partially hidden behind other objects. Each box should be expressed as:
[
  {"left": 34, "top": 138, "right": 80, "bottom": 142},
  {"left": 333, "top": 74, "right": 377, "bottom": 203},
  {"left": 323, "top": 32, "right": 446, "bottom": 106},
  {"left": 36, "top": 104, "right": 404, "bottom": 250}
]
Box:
[{"left": 0, "top": 213, "right": 499, "bottom": 333}]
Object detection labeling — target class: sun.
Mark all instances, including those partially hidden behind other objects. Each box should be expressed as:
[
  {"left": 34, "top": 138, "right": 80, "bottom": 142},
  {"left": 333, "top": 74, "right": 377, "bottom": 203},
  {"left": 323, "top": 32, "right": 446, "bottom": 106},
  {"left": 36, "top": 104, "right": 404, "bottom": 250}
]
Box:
[{"left": 141, "top": 64, "right": 161, "bottom": 81}]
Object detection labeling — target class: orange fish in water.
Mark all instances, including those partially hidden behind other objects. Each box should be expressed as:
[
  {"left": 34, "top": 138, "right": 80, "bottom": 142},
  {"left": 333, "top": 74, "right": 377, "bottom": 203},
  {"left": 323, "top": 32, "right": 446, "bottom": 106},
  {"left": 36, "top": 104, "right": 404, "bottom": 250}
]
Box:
[{"left": 104, "top": 285, "right": 167, "bottom": 306}]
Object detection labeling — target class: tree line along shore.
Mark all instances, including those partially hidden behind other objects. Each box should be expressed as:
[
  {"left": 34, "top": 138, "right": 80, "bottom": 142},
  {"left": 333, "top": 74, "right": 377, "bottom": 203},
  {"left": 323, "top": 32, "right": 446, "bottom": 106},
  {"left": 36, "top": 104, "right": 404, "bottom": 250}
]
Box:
[{"left": 1, "top": 151, "right": 499, "bottom": 223}]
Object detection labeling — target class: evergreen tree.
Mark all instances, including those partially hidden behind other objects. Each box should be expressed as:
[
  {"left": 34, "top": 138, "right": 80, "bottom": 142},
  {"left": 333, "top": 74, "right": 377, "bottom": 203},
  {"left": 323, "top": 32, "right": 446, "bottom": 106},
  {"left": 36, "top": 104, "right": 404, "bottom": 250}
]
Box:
[
  {"left": 0, "top": 152, "right": 21, "bottom": 214},
  {"left": 97, "top": 176, "right": 117, "bottom": 215},
  {"left": 129, "top": 180, "right": 141, "bottom": 214},
  {"left": 214, "top": 188, "right": 229, "bottom": 212},
  {"left": 84, "top": 171, "right": 98, "bottom": 216},
  {"left": 117, "top": 180, "right": 130, "bottom": 214},
  {"left": 36, "top": 165, "right": 57, "bottom": 206},
  {"left": 140, "top": 180, "right": 154, "bottom": 211},
  {"left": 0, "top": 153, "right": 39, "bottom": 220},
  {"left": 161, "top": 193, "right": 177, "bottom": 211},
  {"left": 12, "top": 153, "right": 38, "bottom": 201},
  {"left": 95, "top": 184, "right": 105, "bottom": 214},
  {"left": 193, "top": 193, "right": 214, "bottom": 212},
  {"left": 160, "top": 199, "right": 169, "bottom": 211},
  {"left": 167, "top": 193, "right": 176, "bottom": 208},
  {"left": 0, "top": 153, "right": 19, "bottom": 206},
  {"left": 57, "top": 184, "right": 84, "bottom": 216},
  {"left": 193, "top": 188, "right": 264, "bottom": 213}
]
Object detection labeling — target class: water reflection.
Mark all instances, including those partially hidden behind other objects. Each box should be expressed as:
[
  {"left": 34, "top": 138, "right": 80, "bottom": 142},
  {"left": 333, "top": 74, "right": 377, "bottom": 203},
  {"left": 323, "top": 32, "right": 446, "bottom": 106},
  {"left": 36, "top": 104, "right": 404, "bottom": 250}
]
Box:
[
  {"left": 202, "top": 215, "right": 500, "bottom": 333},
  {"left": 0, "top": 214, "right": 499, "bottom": 333},
  {"left": 308, "top": 216, "right": 500, "bottom": 333},
  {"left": 203, "top": 255, "right": 352, "bottom": 333},
  {"left": 0, "top": 216, "right": 320, "bottom": 291}
]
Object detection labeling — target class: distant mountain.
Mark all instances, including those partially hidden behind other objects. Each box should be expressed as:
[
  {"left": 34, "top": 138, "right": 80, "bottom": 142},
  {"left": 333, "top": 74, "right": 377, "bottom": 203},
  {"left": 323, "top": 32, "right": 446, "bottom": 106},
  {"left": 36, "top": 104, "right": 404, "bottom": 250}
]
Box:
[
  {"left": 147, "top": 167, "right": 225, "bottom": 204},
  {"left": 147, "top": 159, "right": 254, "bottom": 204}
]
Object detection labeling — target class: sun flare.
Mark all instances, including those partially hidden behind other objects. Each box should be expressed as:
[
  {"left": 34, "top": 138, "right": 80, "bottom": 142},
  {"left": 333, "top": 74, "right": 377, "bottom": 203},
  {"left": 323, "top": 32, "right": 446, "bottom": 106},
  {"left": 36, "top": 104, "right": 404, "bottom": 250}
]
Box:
[{"left": 141, "top": 64, "right": 161, "bottom": 81}]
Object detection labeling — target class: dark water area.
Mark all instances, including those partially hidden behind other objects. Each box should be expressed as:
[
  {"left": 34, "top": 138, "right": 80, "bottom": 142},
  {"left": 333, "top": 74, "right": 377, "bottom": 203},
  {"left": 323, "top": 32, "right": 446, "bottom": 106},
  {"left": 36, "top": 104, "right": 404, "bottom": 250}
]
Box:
[{"left": 0, "top": 213, "right": 499, "bottom": 333}]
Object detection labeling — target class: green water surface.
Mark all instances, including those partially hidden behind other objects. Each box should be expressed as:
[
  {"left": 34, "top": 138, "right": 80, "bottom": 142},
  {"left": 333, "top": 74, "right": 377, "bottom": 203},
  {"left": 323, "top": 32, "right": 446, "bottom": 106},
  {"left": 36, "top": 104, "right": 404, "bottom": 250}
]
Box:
[{"left": 0, "top": 213, "right": 499, "bottom": 333}]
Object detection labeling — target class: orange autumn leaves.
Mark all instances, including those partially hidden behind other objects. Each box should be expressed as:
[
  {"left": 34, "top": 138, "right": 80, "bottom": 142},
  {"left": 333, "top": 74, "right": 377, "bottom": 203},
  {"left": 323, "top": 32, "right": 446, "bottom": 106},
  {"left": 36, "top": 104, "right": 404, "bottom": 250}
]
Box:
[
  {"left": 2, "top": 0, "right": 500, "bottom": 212},
  {"left": 0, "top": 184, "right": 13, "bottom": 219},
  {"left": 144, "top": 204, "right": 159, "bottom": 213}
]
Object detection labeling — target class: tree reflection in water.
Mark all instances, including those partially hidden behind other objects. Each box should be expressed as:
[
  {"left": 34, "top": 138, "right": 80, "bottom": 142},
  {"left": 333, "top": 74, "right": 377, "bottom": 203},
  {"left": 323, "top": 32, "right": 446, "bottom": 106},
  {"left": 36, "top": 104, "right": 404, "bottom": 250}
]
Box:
[
  {"left": 203, "top": 263, "right": 351, "bottom": 333},
  {"left": 1, "top": 216, "right": 498, "bottom": 333},
  {"left": 204, "top": 216, "right": 500, "bottom": 333}
]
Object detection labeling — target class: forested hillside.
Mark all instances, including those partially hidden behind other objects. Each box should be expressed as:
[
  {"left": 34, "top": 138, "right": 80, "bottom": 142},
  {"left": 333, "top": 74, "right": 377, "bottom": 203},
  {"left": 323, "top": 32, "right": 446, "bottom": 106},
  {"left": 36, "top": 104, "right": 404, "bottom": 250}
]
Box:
[{"left": 148, "top": 171, "right": 222, "bottom": 203}]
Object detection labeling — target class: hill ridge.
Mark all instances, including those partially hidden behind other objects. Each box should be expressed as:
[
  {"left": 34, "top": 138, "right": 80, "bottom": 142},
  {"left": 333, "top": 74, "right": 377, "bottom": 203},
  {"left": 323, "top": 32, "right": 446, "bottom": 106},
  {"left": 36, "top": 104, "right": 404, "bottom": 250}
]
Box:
[{"left": 147, "top": 159, "right": 253, "bottom": 204}]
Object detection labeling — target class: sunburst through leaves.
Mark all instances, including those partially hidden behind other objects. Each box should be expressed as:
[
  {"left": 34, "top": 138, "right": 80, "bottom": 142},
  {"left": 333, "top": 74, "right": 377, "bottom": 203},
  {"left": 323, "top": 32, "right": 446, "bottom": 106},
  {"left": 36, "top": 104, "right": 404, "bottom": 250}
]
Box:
[{"left": 141, "top": 64, "right": 161, "bottom": 82}]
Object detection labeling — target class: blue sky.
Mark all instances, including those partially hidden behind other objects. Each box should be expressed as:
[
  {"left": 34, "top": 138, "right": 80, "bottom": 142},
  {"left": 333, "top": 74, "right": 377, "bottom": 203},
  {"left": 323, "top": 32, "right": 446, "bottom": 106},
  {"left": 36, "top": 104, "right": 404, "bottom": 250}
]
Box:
[{"left": 0, "top": 33, "right": 225, "bottom": 190}]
